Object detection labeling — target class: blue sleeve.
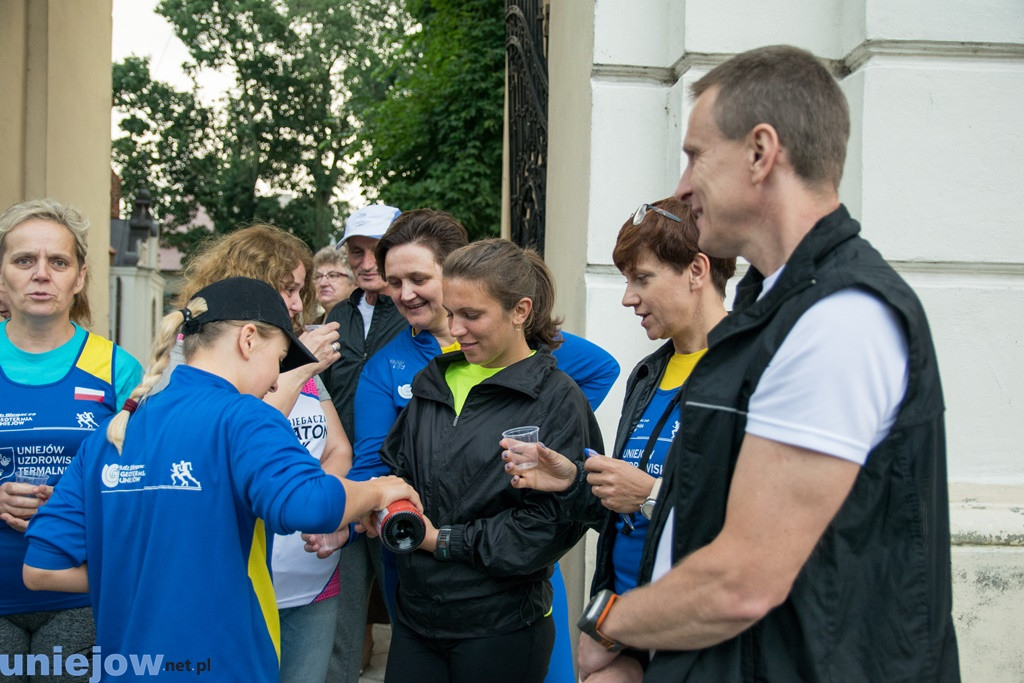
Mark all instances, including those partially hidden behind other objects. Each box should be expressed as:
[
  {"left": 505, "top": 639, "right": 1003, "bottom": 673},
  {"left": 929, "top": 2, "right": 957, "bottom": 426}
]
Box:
[
  {"left": 113, "top": 346, "right": 144, "bottom": 407},
  {"left": 24, "top": 441, "right": 90, "bottom": 570},
  {"left": 348, "top": 351, "right": 399, "bottom": 482},
  {"left": 228, "top": 399, "right": 347, "bottom": 535},
  {"left": 277, "top": 477, "right": 348, "bottom": 533},
  {"left": 552, "top": 332, "right": 621, "bottom": 410}
]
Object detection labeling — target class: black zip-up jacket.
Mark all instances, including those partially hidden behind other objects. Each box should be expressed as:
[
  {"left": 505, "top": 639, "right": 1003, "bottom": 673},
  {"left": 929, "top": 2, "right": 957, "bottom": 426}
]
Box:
[
  {"left": 638, "top": 206, "right": 960, "bottom": 681},
  {"left": 380, "top": 348, "right": 604, "bottom": 639},
  {"left": 321, "top": 288, "right": 406, "bottom": 438},
  {"left": 588, "top": 340, "right": 676, "bottom": 595}
]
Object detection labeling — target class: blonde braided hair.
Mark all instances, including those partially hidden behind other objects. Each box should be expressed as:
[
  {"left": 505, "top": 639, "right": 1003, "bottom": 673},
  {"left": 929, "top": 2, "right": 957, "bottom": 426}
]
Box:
[{"left": 105, "top": 298, "right": 208, "bottom": 454}]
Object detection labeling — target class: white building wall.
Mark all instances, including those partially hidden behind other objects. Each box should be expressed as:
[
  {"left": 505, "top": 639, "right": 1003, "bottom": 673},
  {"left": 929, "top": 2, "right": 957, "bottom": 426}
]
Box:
[{"left": 546, "top": 0, "right": 1024, "bottom": 678}]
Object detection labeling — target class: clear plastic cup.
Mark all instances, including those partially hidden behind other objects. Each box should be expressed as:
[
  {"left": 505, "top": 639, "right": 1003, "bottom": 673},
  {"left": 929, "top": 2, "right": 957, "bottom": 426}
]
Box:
[
  {"left": 502, "top": 426, "right": 540, "bottom": 470},
  {"left": 15, "top": 467, "right": 47, "bottom": 496}
]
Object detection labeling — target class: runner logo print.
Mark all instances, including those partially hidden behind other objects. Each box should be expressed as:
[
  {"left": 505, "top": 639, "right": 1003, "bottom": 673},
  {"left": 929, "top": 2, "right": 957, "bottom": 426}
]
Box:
[{"left": 170, "top": 461, "right": 202, "bottom": 489}]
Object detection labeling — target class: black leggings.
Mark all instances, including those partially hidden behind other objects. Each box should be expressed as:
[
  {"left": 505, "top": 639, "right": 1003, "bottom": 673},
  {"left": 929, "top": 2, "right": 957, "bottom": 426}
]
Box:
[{"left": 384, "top": 615, "right": 555, "bottom": 683}]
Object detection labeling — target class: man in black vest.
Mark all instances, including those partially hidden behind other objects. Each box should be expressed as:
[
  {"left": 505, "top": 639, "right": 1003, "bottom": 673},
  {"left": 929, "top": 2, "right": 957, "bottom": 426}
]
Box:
[{"left": 577, "top": 45, "right": 960, "bottom": 681}]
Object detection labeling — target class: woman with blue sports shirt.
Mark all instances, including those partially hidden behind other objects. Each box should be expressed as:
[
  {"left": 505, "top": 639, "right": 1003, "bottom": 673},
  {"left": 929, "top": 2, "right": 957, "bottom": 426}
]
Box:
[
  {"left": 0, "top": 199, "right": 143, "bottom": 676},
  {"left": 505, "top": 198, "right": 734, "bottom": 673},
  {"left": 342, "top": 209, "right": 618, "bottom": 682},
  {"left": 22, "top": 277, "right": 419, "bottom": 682},
  {"left": 174, "top": 224, "right": 350, "bottom": 683}
]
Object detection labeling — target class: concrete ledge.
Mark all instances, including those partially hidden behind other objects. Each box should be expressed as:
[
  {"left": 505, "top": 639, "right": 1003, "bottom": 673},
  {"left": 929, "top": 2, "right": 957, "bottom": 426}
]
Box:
[
  {"left": 844, "top": 39, "right": 1024, "bottom": 73},
  {"left": 951, "top": 483, "right": 1024, "bottom": 546}
]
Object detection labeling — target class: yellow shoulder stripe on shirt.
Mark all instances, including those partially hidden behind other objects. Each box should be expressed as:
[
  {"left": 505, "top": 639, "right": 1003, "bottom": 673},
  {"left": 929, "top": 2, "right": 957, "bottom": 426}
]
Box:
[
  {"left": 75, "top": 333, "right": 114, "bottom": 385},
  {"left": 248, "top": 519, "right": 281, "bottom": 662}
]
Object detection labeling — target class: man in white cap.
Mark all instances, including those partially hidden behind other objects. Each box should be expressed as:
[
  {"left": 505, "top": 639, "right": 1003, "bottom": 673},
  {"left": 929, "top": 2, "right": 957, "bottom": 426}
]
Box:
[
  {"left": 322, "top": 204, "right": 407, "bottom": 682},
  {"left": 323, "top": 203, "right": 406, "bottom": 437}
]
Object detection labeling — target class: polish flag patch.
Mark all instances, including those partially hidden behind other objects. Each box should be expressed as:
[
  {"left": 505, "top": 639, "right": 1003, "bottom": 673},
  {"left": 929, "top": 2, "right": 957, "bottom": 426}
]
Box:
[{"left": 74, "top": 387, "right": 105, "bottom": 402}]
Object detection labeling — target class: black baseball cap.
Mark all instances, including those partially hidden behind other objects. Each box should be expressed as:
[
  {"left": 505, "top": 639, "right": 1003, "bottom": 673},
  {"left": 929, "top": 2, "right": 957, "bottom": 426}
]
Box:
[{"left": 182, "top": 277, "right": 317, "bottom": 372}]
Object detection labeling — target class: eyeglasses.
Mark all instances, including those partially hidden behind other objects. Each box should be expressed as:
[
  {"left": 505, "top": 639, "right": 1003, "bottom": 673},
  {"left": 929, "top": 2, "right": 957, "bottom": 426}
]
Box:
[
  {"left": 632, "top": 203, "right": 681, "bottom": 225},
  {"left": 314, "top": 271, "right": 349, "bottom": 282}
]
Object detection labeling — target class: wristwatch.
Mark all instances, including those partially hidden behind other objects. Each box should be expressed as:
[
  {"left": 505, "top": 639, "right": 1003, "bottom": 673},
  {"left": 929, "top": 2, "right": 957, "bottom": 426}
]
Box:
[
  {"left": 577, "top": 589, "right": 625, "bottom": 652},
  {"left": 639, "top": 477, "right": 663, "bottom": 520},
  {"left": 434, "top": 526, "right": 452, "bottom": 561}
]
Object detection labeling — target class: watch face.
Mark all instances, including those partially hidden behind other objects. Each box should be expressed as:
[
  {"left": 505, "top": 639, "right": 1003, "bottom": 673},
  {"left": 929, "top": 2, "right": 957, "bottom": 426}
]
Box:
[
  {"left": 640, "top": 501, "right": 655, "bottom": 519},
  {"left": 578, "top": 589, "right": 613, "bottom": 632}
]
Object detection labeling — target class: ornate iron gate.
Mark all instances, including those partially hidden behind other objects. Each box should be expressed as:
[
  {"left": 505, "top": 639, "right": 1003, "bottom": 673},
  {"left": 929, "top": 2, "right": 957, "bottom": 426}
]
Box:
[{"left": 505, "top": 0, "right": 548, "bottom": 255}]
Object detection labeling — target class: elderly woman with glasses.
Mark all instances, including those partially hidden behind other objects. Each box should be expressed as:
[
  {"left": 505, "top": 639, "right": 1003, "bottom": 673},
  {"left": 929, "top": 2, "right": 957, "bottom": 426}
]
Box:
[
  {"left": 312, "top": 246, "right": 357, "bottom": 322},
  {"left": 504, "top": 197, "right": 736, "bottom": 678}
]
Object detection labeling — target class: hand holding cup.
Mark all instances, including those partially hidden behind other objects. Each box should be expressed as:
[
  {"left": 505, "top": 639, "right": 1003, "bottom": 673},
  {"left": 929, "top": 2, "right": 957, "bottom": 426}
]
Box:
[
  {"left": 15, "top": 467, "right": 48, "bottom": 497},
  {"left": 0, "top": 468, "right": 49, "bottom": 532},
  {"left": 502, "top": 440, "right": 579, "bottom": 493},
  {"left": 501, "top": 426, "right": 540, "bottom": 470}
]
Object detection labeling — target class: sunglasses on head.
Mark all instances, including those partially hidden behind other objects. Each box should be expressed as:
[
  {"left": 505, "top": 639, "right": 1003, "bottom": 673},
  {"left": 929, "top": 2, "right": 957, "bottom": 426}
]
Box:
[{"left": 632, "top": 203, "right": 681, "bottom": 225}]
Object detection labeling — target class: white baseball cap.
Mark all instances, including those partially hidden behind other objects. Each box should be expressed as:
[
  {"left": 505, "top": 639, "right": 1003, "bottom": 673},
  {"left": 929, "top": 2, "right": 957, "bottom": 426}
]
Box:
[{"left": 337, "top": 204, "right": 401, "bottom": 247}]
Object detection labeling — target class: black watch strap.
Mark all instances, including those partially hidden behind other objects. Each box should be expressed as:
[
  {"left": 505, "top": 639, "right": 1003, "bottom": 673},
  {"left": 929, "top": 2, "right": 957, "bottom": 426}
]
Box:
[{"left": 434, "top": 526, "right": 452, "bottom": 561}]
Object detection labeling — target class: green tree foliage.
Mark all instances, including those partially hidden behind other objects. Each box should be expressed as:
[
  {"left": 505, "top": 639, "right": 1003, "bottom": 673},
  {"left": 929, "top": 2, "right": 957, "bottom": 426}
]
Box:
[
  {"left": 112, "top": 0, "right": 504, "bottom": 255},
  {"left": 355, "top": 0, "right": 505, "bottom": 240},
  {"left": 114, "top": 0, "right": 403, "bottom": 253}
]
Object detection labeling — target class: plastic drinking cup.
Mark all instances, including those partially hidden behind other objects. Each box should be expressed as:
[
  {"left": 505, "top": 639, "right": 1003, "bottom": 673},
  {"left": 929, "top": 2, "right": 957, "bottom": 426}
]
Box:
[
  {"left": 15, "top": 467, "right": 47, "bottom": 497},
  {"left": 502, "top": 426, "right": 540, "bottom": 470}
]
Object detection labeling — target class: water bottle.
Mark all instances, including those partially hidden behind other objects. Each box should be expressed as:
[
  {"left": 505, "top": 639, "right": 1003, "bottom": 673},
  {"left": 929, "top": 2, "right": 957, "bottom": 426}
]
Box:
[{"left": 372, "top": 499, "right": 426, "bottom": 554}]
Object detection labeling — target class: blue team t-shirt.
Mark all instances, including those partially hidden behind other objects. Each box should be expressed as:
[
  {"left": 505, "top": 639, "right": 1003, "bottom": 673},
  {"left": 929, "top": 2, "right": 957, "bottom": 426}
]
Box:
[
  {"left": 611, "top": 386, "right": 680, "bottom": 593},
  {"left": 0, "top": 321, "right": 141, "bottom": 402},
  {"left": 25, "top": 365, "right": 346, "bottom": 680},
  {"left": 0, "top": 321, "right": 142, "bottom": 615}
]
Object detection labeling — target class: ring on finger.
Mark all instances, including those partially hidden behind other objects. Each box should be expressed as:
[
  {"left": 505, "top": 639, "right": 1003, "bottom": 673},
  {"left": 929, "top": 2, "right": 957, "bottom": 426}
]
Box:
[{"left": 331, "top": 341, "right": 341, "bottom": 353}]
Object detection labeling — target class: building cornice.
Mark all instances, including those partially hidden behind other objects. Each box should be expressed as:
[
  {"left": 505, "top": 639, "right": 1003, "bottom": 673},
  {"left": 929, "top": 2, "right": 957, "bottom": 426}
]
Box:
[
  {"left": 593, "top": 40, "right": 1024, "bottom": 86},
  {"left": 842, "top": 39, "right": 1024, "bottom": 75}
]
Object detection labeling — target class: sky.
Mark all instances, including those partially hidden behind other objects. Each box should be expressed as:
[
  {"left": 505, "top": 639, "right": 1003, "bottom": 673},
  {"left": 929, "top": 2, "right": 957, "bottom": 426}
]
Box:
[{"left": 111, "top": 0, "right": 232, "bottom": 105}]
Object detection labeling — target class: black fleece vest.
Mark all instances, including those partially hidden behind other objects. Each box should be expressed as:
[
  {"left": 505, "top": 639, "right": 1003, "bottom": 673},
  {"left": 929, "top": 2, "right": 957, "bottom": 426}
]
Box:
[{"left": 638, "top": 206, "right": 960, "bottom": 682}]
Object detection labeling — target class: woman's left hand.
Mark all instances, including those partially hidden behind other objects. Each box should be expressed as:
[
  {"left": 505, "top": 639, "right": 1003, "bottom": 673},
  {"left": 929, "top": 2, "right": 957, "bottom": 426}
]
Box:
[
  {"left": 502, "top": 441, "right": 577, "bottom": 492},
  {"left": 584, "top": 456, "right": 657, "bottom": 514}
]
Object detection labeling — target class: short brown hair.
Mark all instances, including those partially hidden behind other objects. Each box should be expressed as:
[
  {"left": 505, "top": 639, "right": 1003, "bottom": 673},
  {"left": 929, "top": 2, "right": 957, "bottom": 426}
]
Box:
[
  {"left": 613, "top": 197, "right": 735, "bottom": 297},
  {"left": 692, "top": 45, "right": 850, "bottom": 189},
  {"left": 375, "top": 209, "right": 468, "bottom": 279}
]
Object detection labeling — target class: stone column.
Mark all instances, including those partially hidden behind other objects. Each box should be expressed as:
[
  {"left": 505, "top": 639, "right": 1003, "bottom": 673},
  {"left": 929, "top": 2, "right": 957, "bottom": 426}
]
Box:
[{"left": 0, "top": 0, "right": 114, "bottom": 334}]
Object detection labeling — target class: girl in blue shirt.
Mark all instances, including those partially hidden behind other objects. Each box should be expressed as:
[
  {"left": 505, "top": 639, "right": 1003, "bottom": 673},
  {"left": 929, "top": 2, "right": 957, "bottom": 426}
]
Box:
[{"left": 23, "top": 277, "right": 418, "bottom": 682}]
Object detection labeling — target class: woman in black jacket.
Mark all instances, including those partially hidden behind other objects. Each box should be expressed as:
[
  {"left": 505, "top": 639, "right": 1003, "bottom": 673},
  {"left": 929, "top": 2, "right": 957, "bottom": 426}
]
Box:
[{"left": 379, "top": 239, "right": 603, "bottom": 683}]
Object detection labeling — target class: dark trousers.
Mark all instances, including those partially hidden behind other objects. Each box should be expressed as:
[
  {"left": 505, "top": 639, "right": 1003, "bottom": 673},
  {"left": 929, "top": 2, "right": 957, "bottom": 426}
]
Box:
[{"left": 384, "top": 615, "right": 555, "bottom": 683}]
